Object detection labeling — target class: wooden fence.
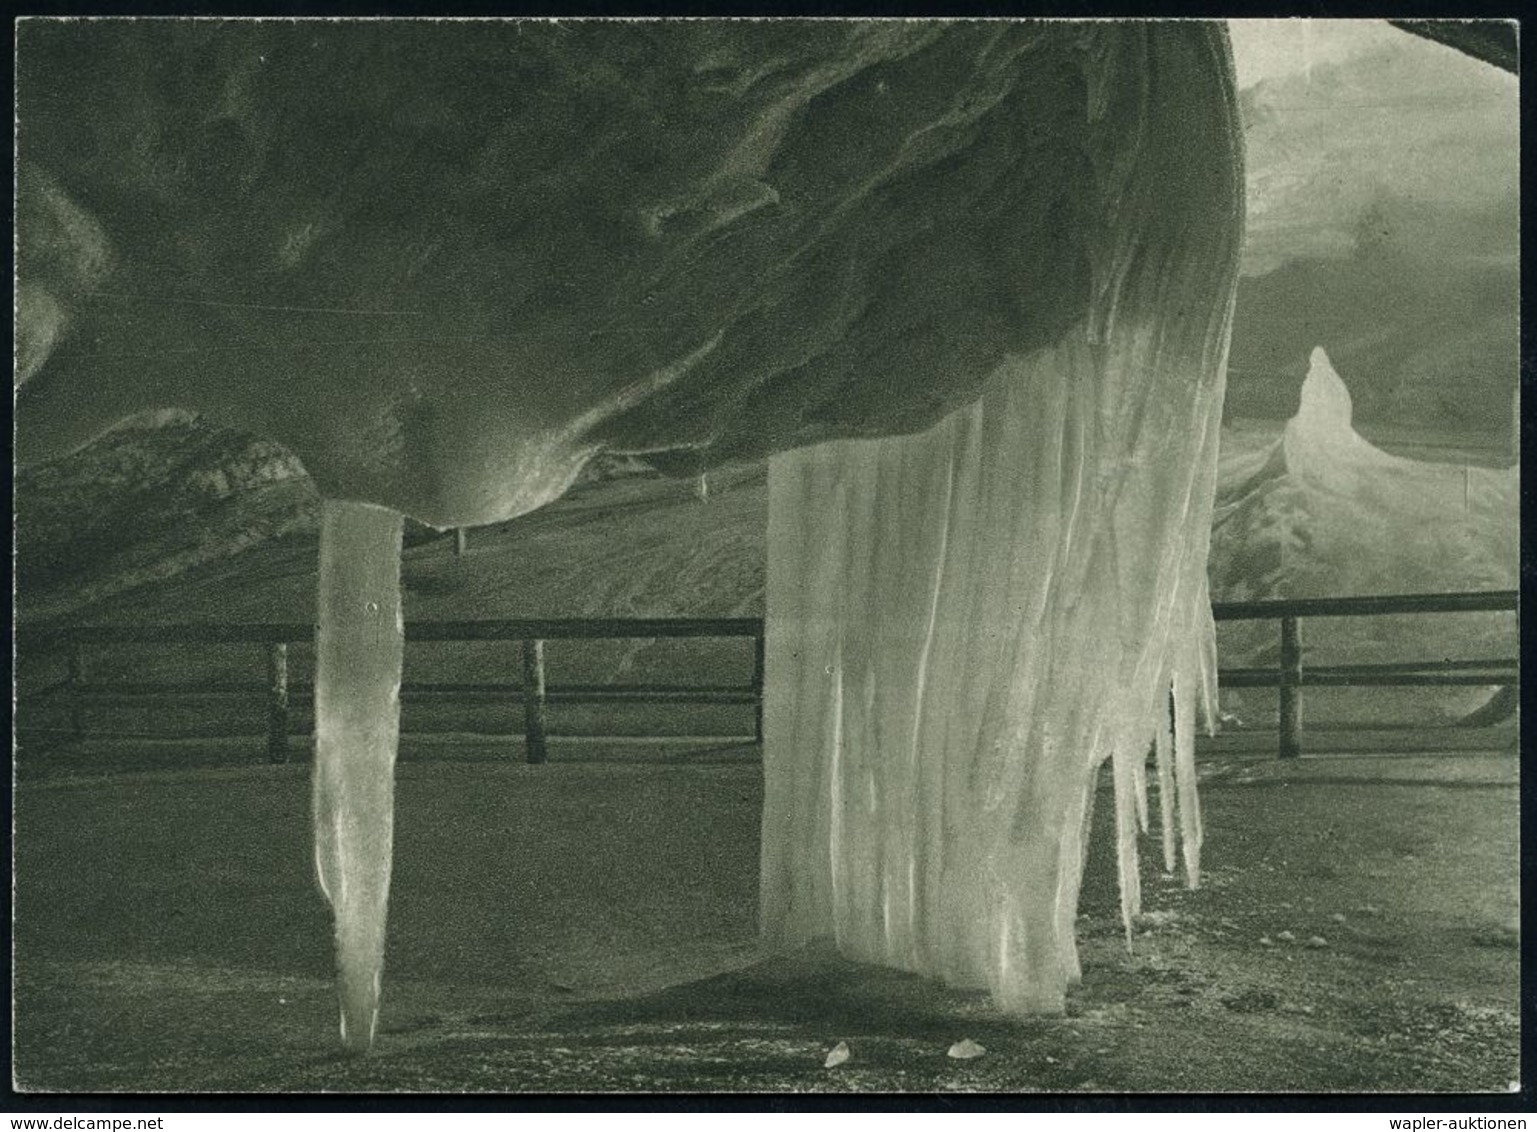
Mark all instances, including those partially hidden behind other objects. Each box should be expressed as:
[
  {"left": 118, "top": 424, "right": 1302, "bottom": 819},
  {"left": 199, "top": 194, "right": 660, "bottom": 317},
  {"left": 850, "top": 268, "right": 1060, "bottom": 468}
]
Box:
[
  {"left": 18, "top": 618, "right": 764, "bottom": 764},
  {"left": 14, "top": 590, "right": 1517, "bottom": 762},
  {"left": 1210, "top": 589, "right": 1518, "bottom": 758}
]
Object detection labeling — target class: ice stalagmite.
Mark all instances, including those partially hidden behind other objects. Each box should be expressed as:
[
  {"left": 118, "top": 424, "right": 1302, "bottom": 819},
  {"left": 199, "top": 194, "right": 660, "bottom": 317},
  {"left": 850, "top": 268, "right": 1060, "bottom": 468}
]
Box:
[
  {"left": 313, "top": 499, "right": 405, "bottom": 1052},
  {"left": 761, "top": 26, "right": 1243, "bottom": 1013}
]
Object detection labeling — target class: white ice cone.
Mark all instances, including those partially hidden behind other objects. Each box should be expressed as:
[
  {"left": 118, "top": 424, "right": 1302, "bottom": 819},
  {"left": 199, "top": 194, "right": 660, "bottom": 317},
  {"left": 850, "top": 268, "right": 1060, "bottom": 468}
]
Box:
[{"left": 313, "top": 499, "right": 405, "bottom": 1052}]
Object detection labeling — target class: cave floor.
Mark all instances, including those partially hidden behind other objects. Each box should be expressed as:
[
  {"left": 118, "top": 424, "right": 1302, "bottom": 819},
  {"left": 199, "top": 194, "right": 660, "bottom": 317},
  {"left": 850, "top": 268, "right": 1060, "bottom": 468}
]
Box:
[{"left": 11, "top": 751, "right": 1519, "bottom": 1096}]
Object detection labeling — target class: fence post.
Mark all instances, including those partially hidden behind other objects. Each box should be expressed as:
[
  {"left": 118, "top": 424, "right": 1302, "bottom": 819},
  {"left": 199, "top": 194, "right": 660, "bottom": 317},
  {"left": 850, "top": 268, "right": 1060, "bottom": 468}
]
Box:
[
  {"left": 67, "top": 641, "right": 86, "bottom": 740},
  {"left": 521, "top": 638, "right": 548, "bottom": 764},
  {"left": 266, "top": 642, "right": 290, "bottom": 764},
  {"left": 752, "top": 632, "right": 766, "bottom": 744},
  {"left": 1279, "top": 615, "right": 1303, "bottom": 759}
]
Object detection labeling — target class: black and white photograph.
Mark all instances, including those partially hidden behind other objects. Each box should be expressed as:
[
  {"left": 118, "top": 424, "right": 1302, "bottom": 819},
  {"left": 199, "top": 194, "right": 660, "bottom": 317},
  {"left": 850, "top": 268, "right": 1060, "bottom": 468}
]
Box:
[{"left": 10, "top": 15, "right": 1521, "bottom": 1099}]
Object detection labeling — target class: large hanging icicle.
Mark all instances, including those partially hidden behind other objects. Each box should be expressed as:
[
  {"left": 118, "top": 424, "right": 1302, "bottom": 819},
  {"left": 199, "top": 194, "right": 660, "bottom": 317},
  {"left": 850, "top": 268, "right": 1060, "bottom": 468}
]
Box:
[
  {"left": 760, "top": 27, "right": 1242, "bottom": 1014},
  {"left": 313, "top": 499, "right": 405, "bottom": 1052}
]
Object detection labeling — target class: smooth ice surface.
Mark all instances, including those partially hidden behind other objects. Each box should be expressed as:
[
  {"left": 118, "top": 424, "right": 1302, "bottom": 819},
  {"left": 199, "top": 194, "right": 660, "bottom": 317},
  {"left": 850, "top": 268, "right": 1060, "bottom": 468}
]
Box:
[
  {"left": 761, "top": 27, "right": 1243, "bottom": 1014},
  {"left": 313, "top": 499, "right": 405, "bottom": 1052}
]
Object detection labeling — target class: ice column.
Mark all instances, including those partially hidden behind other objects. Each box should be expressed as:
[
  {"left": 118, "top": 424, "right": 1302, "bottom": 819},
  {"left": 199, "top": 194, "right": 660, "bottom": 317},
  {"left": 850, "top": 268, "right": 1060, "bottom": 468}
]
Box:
[
  {"left": 313, "top": 498, "right": 405, "bottom": 1052},
  {"left": 760, "top": 25, "right": 1242, "bottom": 1014}
]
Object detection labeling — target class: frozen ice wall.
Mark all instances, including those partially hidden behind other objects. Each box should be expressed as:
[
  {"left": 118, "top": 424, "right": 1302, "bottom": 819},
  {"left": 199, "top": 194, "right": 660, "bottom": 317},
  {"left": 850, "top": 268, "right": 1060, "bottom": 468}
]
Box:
[{"left": 760, "top": 29, "right": 1244, "bottom": 1013}]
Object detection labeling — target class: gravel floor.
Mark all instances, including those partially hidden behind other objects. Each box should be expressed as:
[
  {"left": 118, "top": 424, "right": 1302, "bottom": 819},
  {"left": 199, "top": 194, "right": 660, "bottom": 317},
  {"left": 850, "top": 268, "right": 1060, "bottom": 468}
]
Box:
[{"left": 11, "top": 751, "right": 1520, "bottom": 1095}]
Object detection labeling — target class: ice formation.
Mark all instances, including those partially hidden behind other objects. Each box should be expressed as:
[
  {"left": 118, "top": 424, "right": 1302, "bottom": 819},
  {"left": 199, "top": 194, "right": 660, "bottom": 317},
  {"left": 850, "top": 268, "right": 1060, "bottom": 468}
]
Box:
[
  {"left": 15, "top": 19, "right": 1250, "bottom": 1047},
  {"left": 1212, "top": 347, "right": 1519, "bottom": 601},
  {"left": 312, "top": 500, "right": 405, "bottom": 1051},
  {"left": 757, "top": 31, "right": 1244, "bottom": 1010},
  {"left": 762, "top": 345, "right": 1225, "bottom": 1009},
  {"left": 1210, "top": 348, "right": 1518, "bottom": 726},
  {"left": 762, "top": 36, "right": 1243, "bottom": 1004}
]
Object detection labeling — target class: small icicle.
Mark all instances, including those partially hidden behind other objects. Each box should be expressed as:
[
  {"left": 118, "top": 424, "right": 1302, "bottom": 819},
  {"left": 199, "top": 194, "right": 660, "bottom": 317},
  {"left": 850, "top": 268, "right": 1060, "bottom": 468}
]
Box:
[
  {"left": 1154, "top": 687, "right": 1178, "bottom": 874},
  {"left": 1194, "top": 600, "right": 1222, "bottom": 739},
  {"left": 1110, "top": 742, "right": 1142, "bottom": 942},
  {"left": 313, "top": 498, "right": 405, "bottom": 1053},
  {"left": 1131, "top": 743, "right": 1149, "bottom": 836},
  {"left": 1172, "top": 670, "right": 1204, "bottom": 889}
]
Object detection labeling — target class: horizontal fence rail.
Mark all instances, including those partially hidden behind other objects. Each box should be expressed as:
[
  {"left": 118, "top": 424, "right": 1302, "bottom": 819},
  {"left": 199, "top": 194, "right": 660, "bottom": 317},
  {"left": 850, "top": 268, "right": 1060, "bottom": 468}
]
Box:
[
  {"left": 1209, "top": 589, "right": 1517, "bottom": 758},
  {"left": 15, "top": 617, "right": 765, "bottom": 646},
  {"left": 1210, "top": 590, "right": 1518, "bottom": 620},
  {"left": 18, "top": 618, "right": 765, "bottom": 764},
  {"left": 14, "top": 590, "right": 1518, "bottom": 763}
]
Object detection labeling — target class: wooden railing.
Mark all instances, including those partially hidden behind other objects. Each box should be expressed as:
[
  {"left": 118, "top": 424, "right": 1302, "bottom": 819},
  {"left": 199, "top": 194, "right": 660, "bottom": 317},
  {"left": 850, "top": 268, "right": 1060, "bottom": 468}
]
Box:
[
  {"left": 15, "top": 590, "right": 1517, "bottom": 763},
  {"left": 17, "top": 618, "right": 765, "bottom": 764},
  {"left": 1210, "top": 589, "right": 1518, "bottom": 758}
]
